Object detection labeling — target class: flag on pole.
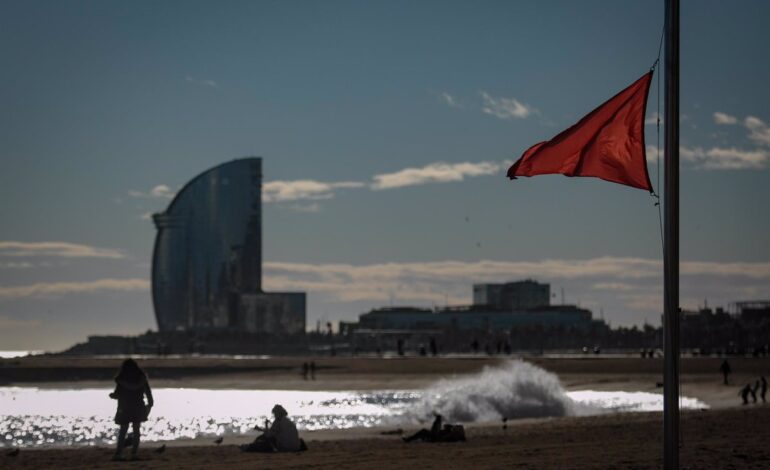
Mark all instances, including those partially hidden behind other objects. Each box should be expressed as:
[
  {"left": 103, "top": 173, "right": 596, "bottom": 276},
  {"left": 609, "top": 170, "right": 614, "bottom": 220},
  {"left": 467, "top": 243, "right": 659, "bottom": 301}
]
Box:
[{"left": 507, "top": 72, "right": 654, "bottom": 191}]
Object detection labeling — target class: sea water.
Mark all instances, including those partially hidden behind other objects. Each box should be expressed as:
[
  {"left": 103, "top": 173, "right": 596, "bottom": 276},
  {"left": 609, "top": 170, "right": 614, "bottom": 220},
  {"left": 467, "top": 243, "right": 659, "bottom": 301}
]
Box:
[{"left": 0, "top": 360, "right": 707, "bottom": 447}]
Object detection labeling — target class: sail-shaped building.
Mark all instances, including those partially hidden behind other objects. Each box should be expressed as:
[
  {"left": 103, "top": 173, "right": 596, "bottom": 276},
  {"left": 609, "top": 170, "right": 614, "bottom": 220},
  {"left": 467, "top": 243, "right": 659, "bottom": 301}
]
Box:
[{"left": 151, "top": 157, "right": 305, "bottom": 335}]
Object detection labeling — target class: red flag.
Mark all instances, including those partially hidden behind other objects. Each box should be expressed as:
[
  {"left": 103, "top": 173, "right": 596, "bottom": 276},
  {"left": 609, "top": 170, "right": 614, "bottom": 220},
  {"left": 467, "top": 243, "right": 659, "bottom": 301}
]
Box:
[{"left": 507, "top": 72, "right": 653, "bottom": 191}]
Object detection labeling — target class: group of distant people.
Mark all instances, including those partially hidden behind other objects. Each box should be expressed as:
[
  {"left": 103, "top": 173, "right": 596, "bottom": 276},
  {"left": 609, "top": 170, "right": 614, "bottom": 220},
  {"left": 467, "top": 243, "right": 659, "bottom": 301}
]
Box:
[
  {"left": 740, "top": 377, "right": 767, "bottom": 405},
  {"left": 108, "top": 359, "right": 306, "bottom": 461},
  {"left": 719, "top": 359, "right": 768, "bottom": 406}
]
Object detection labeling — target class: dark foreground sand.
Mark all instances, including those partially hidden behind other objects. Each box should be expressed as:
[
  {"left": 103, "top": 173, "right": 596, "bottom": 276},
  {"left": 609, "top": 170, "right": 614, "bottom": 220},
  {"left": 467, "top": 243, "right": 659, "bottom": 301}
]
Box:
[{"left": 5, "top": 407, "right": 770, "bottom": 469}]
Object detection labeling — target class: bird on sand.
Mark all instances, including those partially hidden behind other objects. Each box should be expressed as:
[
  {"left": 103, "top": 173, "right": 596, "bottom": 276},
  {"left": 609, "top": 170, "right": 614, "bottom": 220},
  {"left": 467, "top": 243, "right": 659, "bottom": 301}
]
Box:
[
  {"left": 154, "top": 444, "right": 166, "bottom": 454},
  {"left": 214, "top": 437, "right": 224, "bottom": 445}
]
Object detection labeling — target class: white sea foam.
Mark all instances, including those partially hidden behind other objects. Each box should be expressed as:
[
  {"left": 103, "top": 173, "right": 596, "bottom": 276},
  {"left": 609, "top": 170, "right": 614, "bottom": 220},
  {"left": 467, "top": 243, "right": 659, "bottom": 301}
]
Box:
[{"left": 403, "top": 360, "right": 592, "bottom": 423}]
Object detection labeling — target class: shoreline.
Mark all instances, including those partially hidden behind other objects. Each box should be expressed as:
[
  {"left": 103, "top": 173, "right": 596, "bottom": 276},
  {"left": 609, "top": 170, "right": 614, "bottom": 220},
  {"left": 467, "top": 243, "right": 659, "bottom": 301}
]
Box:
[{"left": 5, "top": 407, "right": 770, "bottom": 469}]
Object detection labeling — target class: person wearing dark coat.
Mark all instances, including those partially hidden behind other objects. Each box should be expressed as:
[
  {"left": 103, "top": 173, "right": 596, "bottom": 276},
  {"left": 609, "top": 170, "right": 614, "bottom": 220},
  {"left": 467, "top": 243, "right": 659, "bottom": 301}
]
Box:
[{"left": 109, "top": 359, "right": 154, "bottom": 461}]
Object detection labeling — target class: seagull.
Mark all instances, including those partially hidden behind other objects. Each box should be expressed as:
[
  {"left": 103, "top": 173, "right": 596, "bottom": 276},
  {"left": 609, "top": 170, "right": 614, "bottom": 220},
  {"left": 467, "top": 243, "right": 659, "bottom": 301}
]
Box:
[
  {"left": 154, "top": 444, "right": 166, "bottom": 454},
  {"left": 6, "top": 448, "right": 20, "bottom": 457},
  {"left": 214, "top": 437, "right": 223, "bottom": 445}
]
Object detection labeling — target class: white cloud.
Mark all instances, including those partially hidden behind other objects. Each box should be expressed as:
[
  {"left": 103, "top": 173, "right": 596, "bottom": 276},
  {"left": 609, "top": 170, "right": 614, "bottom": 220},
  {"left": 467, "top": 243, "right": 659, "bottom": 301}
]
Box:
[
  {"left": 140, "top": 212, "right": 154, "bottom": 221},
  {"left": 645, "top": 112, "right": 662, "bottom": 126},
  {"left": 0, "top": 278, "right": 150, "bottom": 300},
  {"left": 680, "top": 146, "right": 769, "bottom": 170},
  {"left": 128, "top": 184, "right": 175, "bottom": 199},
  {"left": 262, "top": 180, "right": 365, "bottom": 203},
  {"left": 371, "top": 161, "right": 502, "bottom": 190},
  {"left": 480, "top": 91, "right": 533, "bottom": 119},
  {"left": 0, "top": 241, "right": 125, "bottom": 259},
  {"left": 713, "top": 112, "right": 738, "bottom": 125},
  {"left": 646, "top": 145, "right": 660, "bottom": 163},
  {"left": 438, "top": 92, "right": 462, "bottom": 109},
  {"left": 745, "top": 116, "right": 770, "bottom": 147},
  {"left": 185, "top": 76, "right": 218, "bottom": 89}
]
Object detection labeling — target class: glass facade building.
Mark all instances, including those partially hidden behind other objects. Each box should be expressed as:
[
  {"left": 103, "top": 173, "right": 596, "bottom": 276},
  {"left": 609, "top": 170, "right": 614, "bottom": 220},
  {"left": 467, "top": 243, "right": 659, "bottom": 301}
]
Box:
[{"left": 151, "top": 157, "right": 305, "bottom": 334}]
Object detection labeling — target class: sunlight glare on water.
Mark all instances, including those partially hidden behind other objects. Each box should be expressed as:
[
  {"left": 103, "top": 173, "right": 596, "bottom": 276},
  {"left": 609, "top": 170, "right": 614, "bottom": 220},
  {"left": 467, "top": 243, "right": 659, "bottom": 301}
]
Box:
[{"left": 0, "top": 386, "right": 706, "bottom": 448}]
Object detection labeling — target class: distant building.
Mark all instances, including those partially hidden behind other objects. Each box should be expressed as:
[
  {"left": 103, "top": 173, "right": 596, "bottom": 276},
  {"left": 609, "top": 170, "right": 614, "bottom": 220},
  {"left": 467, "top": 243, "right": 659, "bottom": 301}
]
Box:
[
  {"left": 356, "top": 304, "right": 593, "bottom": 332},
  {"left": 733, "top": 301, "right": 770, "bottom": 324},
  {"left": 151, "top": 157, "right": 305, "bottom": 335},
  {"left": 473, "top": 280, "right": 550, "bottom": 310}
]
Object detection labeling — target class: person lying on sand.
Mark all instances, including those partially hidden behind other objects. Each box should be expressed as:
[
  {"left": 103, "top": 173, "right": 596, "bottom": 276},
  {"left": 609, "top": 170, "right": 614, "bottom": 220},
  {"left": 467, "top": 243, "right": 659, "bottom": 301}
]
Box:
[
  {"left": 402, "top": 414, "right": 466, "bottom": 443},
  {"left": 241, "top": 404, "right": 306, "bottom": 453}
]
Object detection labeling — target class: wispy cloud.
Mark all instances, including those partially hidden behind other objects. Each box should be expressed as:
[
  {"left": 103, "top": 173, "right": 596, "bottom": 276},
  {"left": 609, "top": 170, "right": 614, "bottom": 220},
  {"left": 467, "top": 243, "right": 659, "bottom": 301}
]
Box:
[
  {"left": 0, "top": 261, "right": 34, "bottom": 269},
  {"left": 437, "top": 91, "right": 462, "bottom": 109},
  {"left": 262, "top": 180, "right": 365, "bottom": 202},
  {"left": 262, "top": 257, "right": 770, "bottom": 312},
  {"left": 287, "top": 203, "right": 322, "bottom": 213},
  {"left": 713, "top": 112, "right": 738, "bottom": 125},
  {"left": 745, "top": 116, "right": 770, "bottom": 147},
  {"left": 0, "top": 241, "right": 125, "bottom": 259},
  {"left": 128, "top": 184, "right": 175, "bottom": 199},
  {"left": 0, "top": 315, "right": 40, "bottom": 328},
  {"left": 680, "top": 146, "right": 769, "bottom": 170},
  {"left": 0, "top": 278, "right": 150, "bottom": 300},
  {"left": 185, "top": 76, "right": 218, "bottom": 89},
  {"left": 371, "top": 161, "right": 503, "bottom": 190},
  {"left": 479, "top": 91, "right": 533, "bottom": 119}
]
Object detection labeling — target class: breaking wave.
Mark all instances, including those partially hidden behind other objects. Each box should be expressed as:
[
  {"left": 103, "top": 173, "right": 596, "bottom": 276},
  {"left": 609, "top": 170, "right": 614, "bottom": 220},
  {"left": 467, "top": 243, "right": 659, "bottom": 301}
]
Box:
[{"left": 404, "top": 360, "right": 594, "bottom": 423}]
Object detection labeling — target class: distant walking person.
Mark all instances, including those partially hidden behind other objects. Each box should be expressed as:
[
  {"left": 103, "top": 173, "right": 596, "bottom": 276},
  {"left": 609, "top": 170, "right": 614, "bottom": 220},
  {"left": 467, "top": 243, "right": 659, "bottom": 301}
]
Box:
[
  {"left": 309, "top": 361, "right": 316, "bottom": 380},
  {"left": 752, "top": 380, "right": 760, "bottom": 403},
  {"left": 760, "top": 376, "right": 767, "bottom": 403},
  {"left": 110, "top": 359, "right": 154, "bottom": 461},
  {"left": 720, "top": 359, "right": 732, "bottom": 385},
  {"left": 302, "top": 362, "right": 309, "bottom": 380},
  {"left": 740, "top": 383, "right": 752, "bottom": 405}
]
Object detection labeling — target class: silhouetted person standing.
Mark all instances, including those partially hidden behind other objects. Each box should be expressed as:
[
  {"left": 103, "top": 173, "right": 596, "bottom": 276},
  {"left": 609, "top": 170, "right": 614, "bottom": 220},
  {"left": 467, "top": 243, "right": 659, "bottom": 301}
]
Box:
[
  {"left": 740, "top": 383, "right": 752, "bottom": 405},
  {"left": 309, "top": 361, "right": 316, "bottom": 380},
  {"left": 752, "top": 381, "right": 760, "bottom": 403},
  {"left": 429, "top": 337, "right": 438, "bottom": 357},
  {"left": 302, "top": 362, "right": 309, "bottom": 380},
  {"left": 110, "top": 359, "right": 153, "bottom": 461},
  {"left": 720, "top": 359, "right": 731, "bottom": 385},
  {"left": 761, "top": 376, "right": 767, "bottom": 403}
]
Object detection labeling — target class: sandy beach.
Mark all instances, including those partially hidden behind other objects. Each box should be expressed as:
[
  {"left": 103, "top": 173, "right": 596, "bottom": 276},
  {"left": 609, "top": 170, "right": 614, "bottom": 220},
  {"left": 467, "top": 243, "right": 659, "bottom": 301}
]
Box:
[{"left": 3, "top": 355, "right": 769, "bottom": 468}]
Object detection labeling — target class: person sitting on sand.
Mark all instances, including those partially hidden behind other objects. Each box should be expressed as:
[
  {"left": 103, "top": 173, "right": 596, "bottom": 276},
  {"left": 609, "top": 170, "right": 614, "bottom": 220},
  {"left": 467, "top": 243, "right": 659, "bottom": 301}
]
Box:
[
  {"left": 109, "top": 358, "right": 154, "bottom": 461},
  {"left": 241, "top": 404, "right": 303, "bottom": 453},
  {"left": 403, "top": 414, "right": 466, "bottom": 443}
]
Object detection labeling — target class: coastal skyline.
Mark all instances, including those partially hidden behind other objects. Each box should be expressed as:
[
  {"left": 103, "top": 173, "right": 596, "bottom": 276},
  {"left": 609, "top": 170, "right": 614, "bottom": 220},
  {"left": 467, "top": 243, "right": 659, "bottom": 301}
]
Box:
[{"left": 2, "top": 0, "right": 770, "bottom": 350}]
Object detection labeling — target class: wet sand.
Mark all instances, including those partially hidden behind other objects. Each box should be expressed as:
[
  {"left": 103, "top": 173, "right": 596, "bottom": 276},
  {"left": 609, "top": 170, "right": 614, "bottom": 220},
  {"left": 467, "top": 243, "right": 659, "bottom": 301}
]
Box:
[{"left": 3, "top": 355, "right": 769, "bottom": 468}]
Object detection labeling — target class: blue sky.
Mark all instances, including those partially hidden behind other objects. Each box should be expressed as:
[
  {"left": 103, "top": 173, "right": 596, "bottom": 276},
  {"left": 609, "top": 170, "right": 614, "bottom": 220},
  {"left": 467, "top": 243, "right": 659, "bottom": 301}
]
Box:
[{"left": 1, "top": 0, "right": 769, "bottom": 350}]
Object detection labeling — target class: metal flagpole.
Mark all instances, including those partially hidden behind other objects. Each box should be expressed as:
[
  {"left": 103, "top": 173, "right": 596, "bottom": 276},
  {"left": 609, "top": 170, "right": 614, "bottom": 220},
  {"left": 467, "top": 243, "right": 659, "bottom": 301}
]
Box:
[{"left": 663, "top": 0, "right": 680, "bottom": 468}]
